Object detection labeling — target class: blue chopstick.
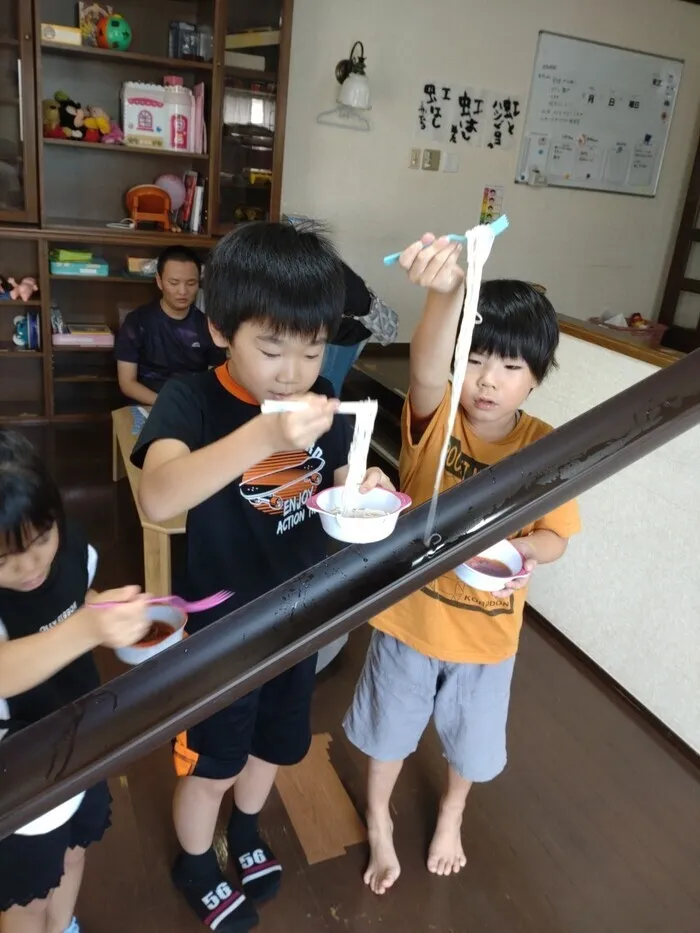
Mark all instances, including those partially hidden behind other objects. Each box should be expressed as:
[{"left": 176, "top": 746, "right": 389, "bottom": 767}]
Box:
[{"left": 382, "top": 215, "right": 509, "bottom": 266}]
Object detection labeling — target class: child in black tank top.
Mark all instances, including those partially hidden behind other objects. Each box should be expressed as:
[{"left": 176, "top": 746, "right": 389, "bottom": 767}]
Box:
[{"left": 0, "top": 430, "right": 150, "bottom": 932}]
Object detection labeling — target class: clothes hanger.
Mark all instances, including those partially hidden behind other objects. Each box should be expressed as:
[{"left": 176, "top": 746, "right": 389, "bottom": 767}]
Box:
[{"left": 316, "top": 105, "right": 370, "bottom": 132}]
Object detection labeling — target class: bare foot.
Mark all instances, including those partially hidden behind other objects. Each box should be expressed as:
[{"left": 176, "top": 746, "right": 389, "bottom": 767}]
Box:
[
  {"left": 363, "top": 811, "right": 401, "bottom": 895},
  {"left": 427, "top": 801, "right": 467, "bottom": 876}
]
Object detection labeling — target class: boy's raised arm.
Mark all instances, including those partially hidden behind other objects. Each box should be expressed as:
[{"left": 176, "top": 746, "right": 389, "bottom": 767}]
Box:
[{"left": 400, "top": 236, "right": 466, "bottom": 421}]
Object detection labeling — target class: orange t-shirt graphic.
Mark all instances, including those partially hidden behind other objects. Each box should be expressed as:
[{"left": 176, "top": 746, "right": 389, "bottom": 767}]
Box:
[{"left": 372, "top": 390, "right": 581, "bottom": 664}]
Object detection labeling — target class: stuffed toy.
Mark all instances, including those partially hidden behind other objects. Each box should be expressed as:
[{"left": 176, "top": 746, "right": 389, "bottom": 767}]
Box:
[
  {"left": 54, "top": 90, "right": 85, "bottom": 140},
  {"left": 102, "top": 120, "right": 124, "bottom": 145},
  {"left": 0, "top": 276, "right": 39, "bottom": 301},
  {"left": 42, "top": 98, "right": 64, "bottom": 138},
  {"left": 83, "top": 105, "right": 111, "bottom": 143}
]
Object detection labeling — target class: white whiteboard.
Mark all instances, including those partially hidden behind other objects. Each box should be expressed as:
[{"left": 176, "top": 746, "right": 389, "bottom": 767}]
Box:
[{"left": 515, "top": 32, "right": 683, "bottom": 196}]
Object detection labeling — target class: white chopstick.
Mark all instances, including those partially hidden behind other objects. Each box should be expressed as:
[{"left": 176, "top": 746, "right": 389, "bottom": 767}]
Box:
[{"left": 261, "top": 399, "right": 375, "bottom": 415}]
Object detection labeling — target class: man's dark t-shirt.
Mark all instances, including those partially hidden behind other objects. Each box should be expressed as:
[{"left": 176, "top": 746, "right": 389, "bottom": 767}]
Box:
[
  {"left": 115, "top": 301, "right": 226, "bottom": 393},
  {"left": 131, "top": 365, "right": 352, "bottom": 631}
]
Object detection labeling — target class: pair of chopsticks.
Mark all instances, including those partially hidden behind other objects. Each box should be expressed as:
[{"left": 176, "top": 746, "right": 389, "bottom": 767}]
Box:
[{"left": 261, "top": 400, "right": 373, "bottom": 415}]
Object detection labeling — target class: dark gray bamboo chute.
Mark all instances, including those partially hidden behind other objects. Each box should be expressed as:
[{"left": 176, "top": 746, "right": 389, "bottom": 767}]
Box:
[{"left": 1, "top": 350, "right": 699, "bottom": 839}]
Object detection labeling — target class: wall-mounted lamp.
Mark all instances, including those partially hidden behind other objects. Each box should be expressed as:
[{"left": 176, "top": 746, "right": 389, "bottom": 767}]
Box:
[
  {"left": 335, "top": 41, "right": 371, "bottom": 110},
  {"left": 316, "top": 40, "right": 371, "bottom": 132}
]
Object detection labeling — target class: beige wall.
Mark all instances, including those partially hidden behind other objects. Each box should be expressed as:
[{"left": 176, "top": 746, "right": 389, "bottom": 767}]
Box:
[
  {"left": 281, "top": 0, "right": 700, "bottom": 339},
  {"left": 525, "top": 334, "right": 700, "bottom": 753}
]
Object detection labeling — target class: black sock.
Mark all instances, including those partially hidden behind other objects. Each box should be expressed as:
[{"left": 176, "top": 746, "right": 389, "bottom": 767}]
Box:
[
  {"left": 227, "top": 807, "right": 282, "bottom": 904},
  {"left": 172, "top": 849, "right": 258, "bottom": 932}
]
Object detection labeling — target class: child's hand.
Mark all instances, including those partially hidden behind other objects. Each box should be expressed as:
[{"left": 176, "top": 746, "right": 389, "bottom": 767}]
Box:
[
  {"left": 359, "top": 467, "right": 396, "bottom": 493},
  {"left": 84, "top": 586, "right": 151, "bottom": 648},
  {"left": 399, "top": 234, "right": 465, "bottom": 294},
  {"left": 266, "top": 394, "right": 339, "bottom": 451},
  {"left": 493, "top": 539, "right": 538, "bottom": 599}
]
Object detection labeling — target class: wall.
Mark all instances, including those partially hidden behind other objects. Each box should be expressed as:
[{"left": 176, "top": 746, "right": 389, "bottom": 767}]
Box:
[
  {"left": 524, "top": 334, "right": 700, "bottom": 753},
  {"left": 281, "top": 0, "right": 700, "bottom": 340}
]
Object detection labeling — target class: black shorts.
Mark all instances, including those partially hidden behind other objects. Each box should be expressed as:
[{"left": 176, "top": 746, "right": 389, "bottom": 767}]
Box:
[
  {"left": 173, "top": 655, "right": 318, "bottom": 780},
  {"left": 0, "top": 781, "right": 111, "bottom": 911}
]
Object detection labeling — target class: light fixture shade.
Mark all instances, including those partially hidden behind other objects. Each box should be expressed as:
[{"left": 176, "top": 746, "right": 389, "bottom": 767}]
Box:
[{"left": 337, "top": 73, "right": 371, "bottom": 110}]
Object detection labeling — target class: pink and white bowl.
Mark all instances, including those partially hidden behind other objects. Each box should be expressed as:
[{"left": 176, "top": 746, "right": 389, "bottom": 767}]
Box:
[{"left": 308, "top": 486, "right": 412, "bottom": 543}]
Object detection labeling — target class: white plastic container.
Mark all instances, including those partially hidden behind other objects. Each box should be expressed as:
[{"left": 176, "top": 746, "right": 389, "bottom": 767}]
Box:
[
  {"left": 114, "top": 604, "right": 187, "bottom": 666},
  {"left": 454, "top": 540, "right": 527, "bottom": 592},
  {"left": 308, "top": 486, "right": 412, "bottom": 544},
  {"left": 164, "top": 84, "right": 194, "bottom": 151}
]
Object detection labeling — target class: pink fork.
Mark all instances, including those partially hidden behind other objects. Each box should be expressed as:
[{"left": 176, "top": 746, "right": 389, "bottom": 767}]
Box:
[{"left": 90, "top": 590, "right": 234, "bottom": 614}]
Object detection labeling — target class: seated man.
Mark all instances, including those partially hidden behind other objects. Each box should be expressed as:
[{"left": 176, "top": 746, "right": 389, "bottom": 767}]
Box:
[{"left": 116, "top": 246, "right": 226, "bottom": 405}]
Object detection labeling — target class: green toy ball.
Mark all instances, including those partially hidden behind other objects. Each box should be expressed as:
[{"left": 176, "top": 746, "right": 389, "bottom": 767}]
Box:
[{"left": 96, "top": 14, "right": 132, "bottom": 52}]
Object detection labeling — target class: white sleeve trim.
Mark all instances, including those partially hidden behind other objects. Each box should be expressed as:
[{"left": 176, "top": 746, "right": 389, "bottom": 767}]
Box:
[{"left": 87, "top": 545, "right": 98, "bottom": 588}]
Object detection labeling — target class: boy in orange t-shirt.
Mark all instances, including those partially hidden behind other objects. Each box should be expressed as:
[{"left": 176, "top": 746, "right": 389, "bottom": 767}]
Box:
[{"left": 344, "top": 234, "right": 581, "bottom": 895}]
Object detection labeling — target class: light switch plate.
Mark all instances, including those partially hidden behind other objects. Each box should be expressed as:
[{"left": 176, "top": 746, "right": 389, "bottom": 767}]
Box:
[
  {"left": 422, "top": 149, "right": 441, "bottom": 171},
  {"left": 409, "top": 148, "right": 421, "bottom": 169},
  {"left": 442, "top": 152, "right": 459, "bottom": 173}
]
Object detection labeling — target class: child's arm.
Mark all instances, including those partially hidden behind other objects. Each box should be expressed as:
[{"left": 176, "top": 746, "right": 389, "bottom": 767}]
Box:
[
  {"left": 117, "top": 361, "right": 158, "bottom": 406},
  {"left": 0, "top": 586, "right": 150, "bottom": 699},
  {"left": 494, "top": 531, "right": 569, "bottom": 599},
  {"left": 139, "top": 393, "right": 339, "bottom": 522},
  {"left": 400, "top": 235, "right": 466, "bottom": 422},
  {"left": 514, "top": 529, "right": 568, "bottom": 566}
]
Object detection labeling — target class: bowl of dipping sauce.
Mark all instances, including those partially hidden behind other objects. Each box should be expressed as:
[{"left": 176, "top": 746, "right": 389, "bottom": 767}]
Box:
[
  {"left": 114, "top": 603, "right": 186, "bottom": 666},
  {"left": 308, "top": 486, "right": 412, "bottom": 544},
  {"left": 455, "top": 540, "right": 527, "bottom": 592}
]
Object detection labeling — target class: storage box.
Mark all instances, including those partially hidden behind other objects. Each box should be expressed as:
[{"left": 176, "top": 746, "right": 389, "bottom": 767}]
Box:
[
  {"left": 41, "top": 24, "right": 82, "bottom": 46},
  {"left": 50, "top": 259, "right": 109, "bottom": 276},
  {"left": 225, "top": 29, "right": 280, "bottom": 50},
  {"left": 224, "top": 52, "right": 266, "bottom": 71}
]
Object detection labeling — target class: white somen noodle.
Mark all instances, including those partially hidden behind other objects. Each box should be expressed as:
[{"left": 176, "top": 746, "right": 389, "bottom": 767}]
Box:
[
  {"left": 341, "top": 400, "right": 379, "bottom": 515},
  {"left": 422, "top": 224, "right": 498, "bottom": 544}
]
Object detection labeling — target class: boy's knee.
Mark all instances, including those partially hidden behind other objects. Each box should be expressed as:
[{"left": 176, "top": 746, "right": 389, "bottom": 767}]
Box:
[{"left": 184, "top": 773, "right": 238, "bottom": 798}]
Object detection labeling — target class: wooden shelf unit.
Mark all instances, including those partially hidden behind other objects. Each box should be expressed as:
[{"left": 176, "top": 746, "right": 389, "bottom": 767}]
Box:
[{"left": 0, "top": 0, "right": 293, "bottom": 423}]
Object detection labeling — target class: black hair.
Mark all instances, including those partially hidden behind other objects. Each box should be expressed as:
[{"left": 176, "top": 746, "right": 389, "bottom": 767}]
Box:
[
  {"left": 455, "top": 280, "right": 559, "bottom": 383},
  {"left": 157, "top": 245, "right": 202, "bottom": 279},
  {"left": 0, "top": 430, "right": 64, "bottom": 555},
  {"left": 204, "top": 221, "right": 345, "bottom": 342}
]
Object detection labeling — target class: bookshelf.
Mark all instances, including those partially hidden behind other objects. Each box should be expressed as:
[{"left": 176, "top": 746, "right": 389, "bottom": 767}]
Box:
[{"left": 0, "top": 0, "right": 292, "bottom": 422}]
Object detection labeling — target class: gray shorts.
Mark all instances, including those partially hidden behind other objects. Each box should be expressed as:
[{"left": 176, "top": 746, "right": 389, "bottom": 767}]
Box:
[{"left": 343, "top": 630, "right": 515, "bottom": 782}]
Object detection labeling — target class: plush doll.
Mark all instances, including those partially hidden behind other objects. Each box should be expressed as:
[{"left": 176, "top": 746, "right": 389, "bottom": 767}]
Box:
[
  {"left": 83, "top": 105, "right": 111, "bottom": 143},
  {"left": 101, "top": 120, "right": 124, "bottom": 145},
  {"left": 42, "top": 99, "right": 64, "bottom": 138},
  {"left": 54, "top": 90, "right": 85, "bottom": 140},
  {"left": 7, "top": 276, "right": 39, "bottom": 301}
]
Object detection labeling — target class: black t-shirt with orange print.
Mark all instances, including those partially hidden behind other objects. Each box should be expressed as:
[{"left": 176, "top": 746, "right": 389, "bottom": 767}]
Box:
[{"left": 131, "top": 364, "right": 352, "bottom": 631}]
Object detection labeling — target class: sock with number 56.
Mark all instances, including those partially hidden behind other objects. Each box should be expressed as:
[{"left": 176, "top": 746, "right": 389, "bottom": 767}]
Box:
[
  {"left": 172, "top": 848, "right": 258, "bottom": 931},
  {"left": 228, "top": 806, "right": 282, "bottom": 904}
]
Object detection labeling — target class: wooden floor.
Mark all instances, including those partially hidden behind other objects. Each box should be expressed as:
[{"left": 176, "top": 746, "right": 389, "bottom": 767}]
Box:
[{"left": 15, "top": 423, "right": 700, "bottom": 933}]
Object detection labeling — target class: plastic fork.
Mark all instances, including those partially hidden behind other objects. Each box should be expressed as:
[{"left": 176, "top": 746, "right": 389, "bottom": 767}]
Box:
[{"left": 90, "top": 590, "right": 234, "bottom": 614}]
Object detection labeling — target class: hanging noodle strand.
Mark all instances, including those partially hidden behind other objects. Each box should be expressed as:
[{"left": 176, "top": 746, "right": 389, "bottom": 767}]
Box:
[{"left": 422, "top": 224, "right": 498, "bottom": 545}]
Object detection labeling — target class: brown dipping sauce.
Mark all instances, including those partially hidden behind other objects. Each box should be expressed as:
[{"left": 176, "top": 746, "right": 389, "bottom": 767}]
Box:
[
  {"left": 466, "top": 556, "right": 513, "bottom": 578},
  {"left": 137, "top": 621, "right": 175, "bottom": 647}
]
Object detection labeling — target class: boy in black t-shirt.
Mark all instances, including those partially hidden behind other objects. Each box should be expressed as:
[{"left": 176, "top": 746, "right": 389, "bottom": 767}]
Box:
[
  {"left": 0, "top": 430, "right": 150, "bottom": 932},
  {"left": 115, "top": 246, "right": 226, "bottom": 406},
  {"left": 131, "top": 222, "right": 394, "bottom": 932}
]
